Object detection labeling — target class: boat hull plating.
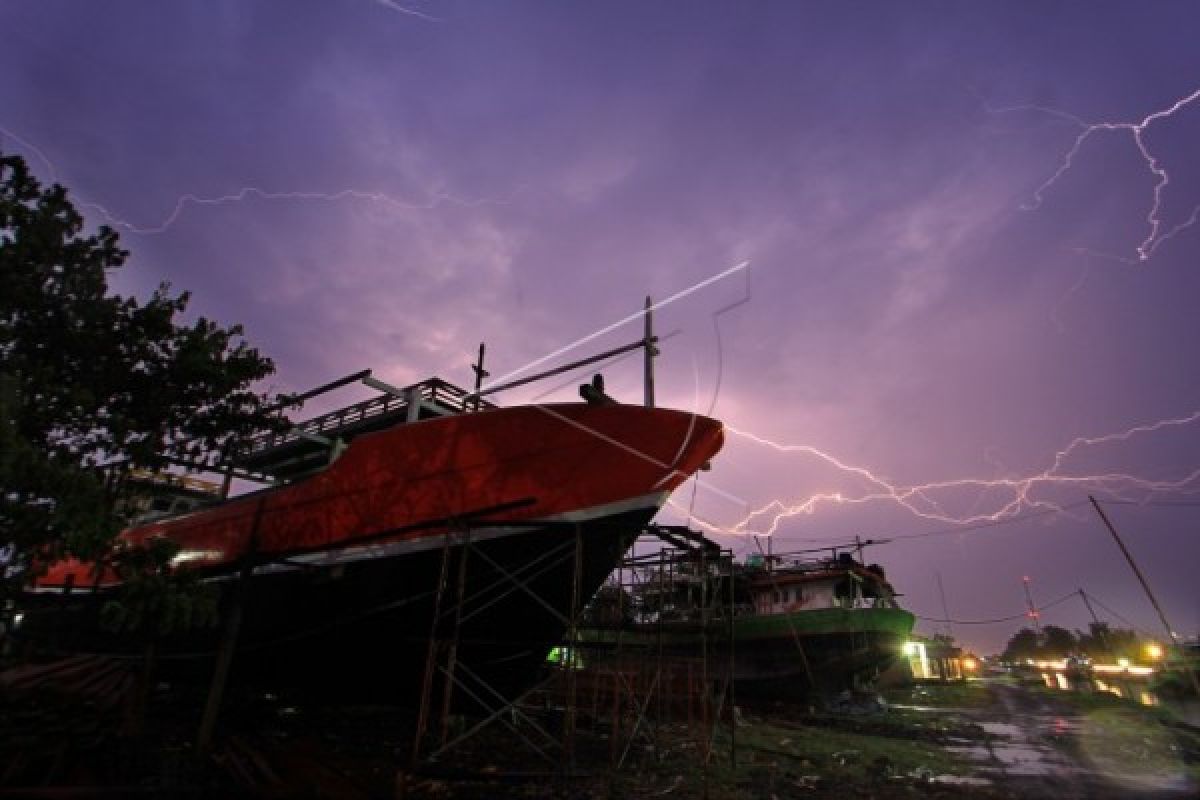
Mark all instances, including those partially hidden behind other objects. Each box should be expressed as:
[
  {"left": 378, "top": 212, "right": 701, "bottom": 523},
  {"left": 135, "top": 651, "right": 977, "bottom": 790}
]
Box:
[
  {"left": 18, "top": 403, "right": 724, "bottom": 706},
  {"left": 18, "top": 507, "right": 659, "bottom": 706}
]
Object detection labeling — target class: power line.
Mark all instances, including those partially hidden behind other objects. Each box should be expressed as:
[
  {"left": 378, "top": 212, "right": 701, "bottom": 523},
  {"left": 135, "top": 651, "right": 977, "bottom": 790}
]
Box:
[
  {"left": 914, "top": 589, "right": 1078, "bottom": 626},
  {"left": 1102, "top": 499, "right": 1200, "bottom": 508},
  {"left": 1080, "top": 590, "right": 1159, "bottom": 639}
]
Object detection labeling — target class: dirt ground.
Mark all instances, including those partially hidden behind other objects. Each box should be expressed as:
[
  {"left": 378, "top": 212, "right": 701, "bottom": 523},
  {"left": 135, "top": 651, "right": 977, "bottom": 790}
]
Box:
[
  {"left": 1, "top": 677, "right": 1197, "bottom": 798},
  {"left": 926, "top": 679, "right": 1199, "bottom": 799}
]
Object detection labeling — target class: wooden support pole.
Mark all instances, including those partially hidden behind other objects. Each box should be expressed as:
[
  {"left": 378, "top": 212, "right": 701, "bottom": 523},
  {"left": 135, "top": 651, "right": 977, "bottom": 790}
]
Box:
[
  {"left": 439, "top": 530, "right": 471, "bottom": 745},
  {"left": 1088, "top": 495, "right": 1200, "bottom": 695},
  {"left": 564, "top": 524, "right": 583, "bottom": 770},
  {"left": 197, "top": 498, "right": 266, "bottom": 753},
  {"left": 413, "top": 535, "right": 453, "bottom": 767},
  {"left": 727, "top": 550, "right": 737, "bottom": 769}
]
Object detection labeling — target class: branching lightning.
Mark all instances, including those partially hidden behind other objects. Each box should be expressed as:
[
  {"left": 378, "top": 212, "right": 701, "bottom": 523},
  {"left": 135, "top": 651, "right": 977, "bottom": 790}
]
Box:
[
  {"left": 374, "top": 0, "right": 442, "bottom": 23},
  {"left": 679, "top": 410, "right": 1200, "bottom": 538},
  {"left": 993, "top": 87, "right": 1200, "bottom": 262},
  {"left": 2, "top": 126, "right": 520, "bottom": 236},
  {"left": 0, "top": 125, "right": 60, "bottom": 182},
  {"left": 77, "top": 185, "right": 522, "bottom": 236}
]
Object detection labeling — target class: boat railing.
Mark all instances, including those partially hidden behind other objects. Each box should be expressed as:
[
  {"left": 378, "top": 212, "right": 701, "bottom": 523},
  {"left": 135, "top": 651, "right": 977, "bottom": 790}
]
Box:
[
  {"left": 836, "top": 596, "right": 896, "bottom": 610},
  {"left": 235, "top": 377, "right": 495, "bottom": 460}
]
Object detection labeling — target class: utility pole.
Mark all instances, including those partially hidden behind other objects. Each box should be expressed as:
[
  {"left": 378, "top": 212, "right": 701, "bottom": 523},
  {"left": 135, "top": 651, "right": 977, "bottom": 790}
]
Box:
[
  {"left": 1022, "top": 575, "right": 1041, "bottom": 636},
  {"left": 936, "top": 572, "right": 953, "bottom": 640},
  {"left": 1088, "top": 495, "right": 1199, "bottom": 694},
  {"left": 1078, "top": 588, "right": 1109, "bottom": 656}
]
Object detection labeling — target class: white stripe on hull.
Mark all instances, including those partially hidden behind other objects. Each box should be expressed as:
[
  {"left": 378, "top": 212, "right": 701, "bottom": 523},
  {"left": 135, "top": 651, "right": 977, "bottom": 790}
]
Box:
[{"left": 25, "top": 491, "right": 668, "bottom": 592}]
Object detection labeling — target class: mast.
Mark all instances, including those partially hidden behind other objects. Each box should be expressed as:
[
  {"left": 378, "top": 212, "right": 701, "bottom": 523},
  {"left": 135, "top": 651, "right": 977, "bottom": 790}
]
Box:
[
  {"left": 643, "top": 295, "right": 656, "bottom": 408},
  {"left": 471, "top": 342, "right": 488, "bottom": 411}
]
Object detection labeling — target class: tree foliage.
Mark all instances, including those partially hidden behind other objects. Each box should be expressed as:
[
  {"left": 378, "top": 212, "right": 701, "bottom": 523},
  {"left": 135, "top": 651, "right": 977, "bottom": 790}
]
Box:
[
  {"left": 1001, "top": 627, "right": 1041, "bottom": 661},
  {"left": 0, "top": 151, "right": 281, "bottom": 592},
  {"left": 1001, "top": 623, "right": 1154, "bottom": 663},
  {"left": 100, "top": 537, "right": 219, "bottom": 638}
]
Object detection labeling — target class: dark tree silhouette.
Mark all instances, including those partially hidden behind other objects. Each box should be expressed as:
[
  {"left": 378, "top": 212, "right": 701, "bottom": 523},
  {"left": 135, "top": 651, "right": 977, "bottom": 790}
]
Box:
[
  {"left": 0, "top": 151, "right": 281, "bottom": 597},
  {"left": 1001, "top": 627, "right": 1042, "bottom": 661}
]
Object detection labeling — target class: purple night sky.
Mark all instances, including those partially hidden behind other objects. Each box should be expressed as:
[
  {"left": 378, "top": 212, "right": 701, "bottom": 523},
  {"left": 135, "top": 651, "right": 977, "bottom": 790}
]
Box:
[{"left": 3, "top": 1, "right": 1198, "bottom": 653}]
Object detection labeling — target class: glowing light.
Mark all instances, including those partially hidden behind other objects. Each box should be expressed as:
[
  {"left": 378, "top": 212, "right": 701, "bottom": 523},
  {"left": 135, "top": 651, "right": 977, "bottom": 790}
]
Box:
[
  {"left": 1144, "top": 642, "right": 1164, "bottom": 660},
  {"left": 962, "top": 656, "right": 979, "bottom": 672},
  {"left": 1093, "top": 663, "right": 1154, "bottom": 676},
  {"left": 169, "top": 549, "right": 224, "bottom": 567},
  {"left": 904, "top": 640, "right": 931, "bottom": 679},
  {"left": 991, "top": 87, "right": 1200, "bottom": 262},
  {"left": 1055, "top": 672, "right": 1070, "bottom": 690}
]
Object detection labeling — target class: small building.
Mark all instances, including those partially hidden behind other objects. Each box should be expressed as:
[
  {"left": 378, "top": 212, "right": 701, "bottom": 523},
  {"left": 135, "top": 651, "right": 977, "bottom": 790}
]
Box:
[{"left": 904, "top": 636, "right": 965, "bottom": 681}]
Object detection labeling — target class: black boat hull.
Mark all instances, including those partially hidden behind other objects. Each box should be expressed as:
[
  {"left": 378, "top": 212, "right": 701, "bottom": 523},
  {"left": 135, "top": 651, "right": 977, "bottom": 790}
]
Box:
[{"left": 15, "top": 507, "right": 656, "bottom": 709}]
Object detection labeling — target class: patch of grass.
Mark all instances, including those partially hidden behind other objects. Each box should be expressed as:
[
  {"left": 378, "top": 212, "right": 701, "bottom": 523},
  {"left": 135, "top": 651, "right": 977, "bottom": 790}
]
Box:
[
  {"left": 883, "top": 680, "right": 996, "bottom": 710},
  {"left": 1071, "top": 707, "right": 1200, "bottom": 788},
  {"left": 1018, "top": 685, "right": 1200, "bottom": 788},
  {"left": 606, "top": 713, "right": 987, "bottom": 799}
]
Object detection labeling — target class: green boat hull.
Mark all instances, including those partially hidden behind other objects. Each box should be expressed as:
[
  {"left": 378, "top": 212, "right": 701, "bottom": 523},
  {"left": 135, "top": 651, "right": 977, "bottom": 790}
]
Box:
[
  {"left": 580, "top": 607, "right": 915, "bottom": 695},
  {"left": 731, "top": 606, "right": 915, "bottom": 694}
]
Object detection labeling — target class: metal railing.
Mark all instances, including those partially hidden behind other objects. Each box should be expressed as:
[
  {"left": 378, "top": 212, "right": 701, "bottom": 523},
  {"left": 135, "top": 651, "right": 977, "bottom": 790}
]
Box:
[{"left": 236, "top": 377, "right": 495, "bottom": 460}]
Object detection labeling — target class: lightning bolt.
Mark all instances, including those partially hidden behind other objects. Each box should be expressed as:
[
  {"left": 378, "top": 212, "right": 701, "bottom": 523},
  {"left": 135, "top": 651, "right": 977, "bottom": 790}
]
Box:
[
  {"left": 680, "top": 409, "right": 1200, "bottom": 538},
  {"left": 0, "top": 125, "right": 61, "bottom": 182},
  {"left": 373, "top": 0, "right": 442, "bottom": 23},
  {"left": 77, "top": 185, "right": 524, "bottom": 236},
  {"left": 3, "top": 126, "right": 522, "bottom": 236},
  {"left": 991, "top": 86, "right": 1200, "bottom": 262}
]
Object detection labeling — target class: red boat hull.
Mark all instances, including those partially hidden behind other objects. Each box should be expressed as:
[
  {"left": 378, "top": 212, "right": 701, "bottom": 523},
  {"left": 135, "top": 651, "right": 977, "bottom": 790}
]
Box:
[{"left": 19, "top": 403, "right": 724, "bottom": 705}]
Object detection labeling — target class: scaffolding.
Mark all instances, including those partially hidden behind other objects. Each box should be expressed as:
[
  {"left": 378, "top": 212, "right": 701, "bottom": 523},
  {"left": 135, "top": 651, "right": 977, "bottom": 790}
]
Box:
[{"left": 400, "top": 524, "right": 738, "bottom": 793}]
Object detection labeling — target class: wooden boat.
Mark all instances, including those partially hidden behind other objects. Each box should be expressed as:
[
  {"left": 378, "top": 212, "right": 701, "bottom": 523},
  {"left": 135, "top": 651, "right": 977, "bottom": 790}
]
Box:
[
  {"left": 16, "top": 373, "right": 724, "bottom": 705},
  {"left": 729, "top": 551, "right": 915, "bottom": 693},
  {"left": 580, "top": 544, "right": 914, "bottom": 695}
]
